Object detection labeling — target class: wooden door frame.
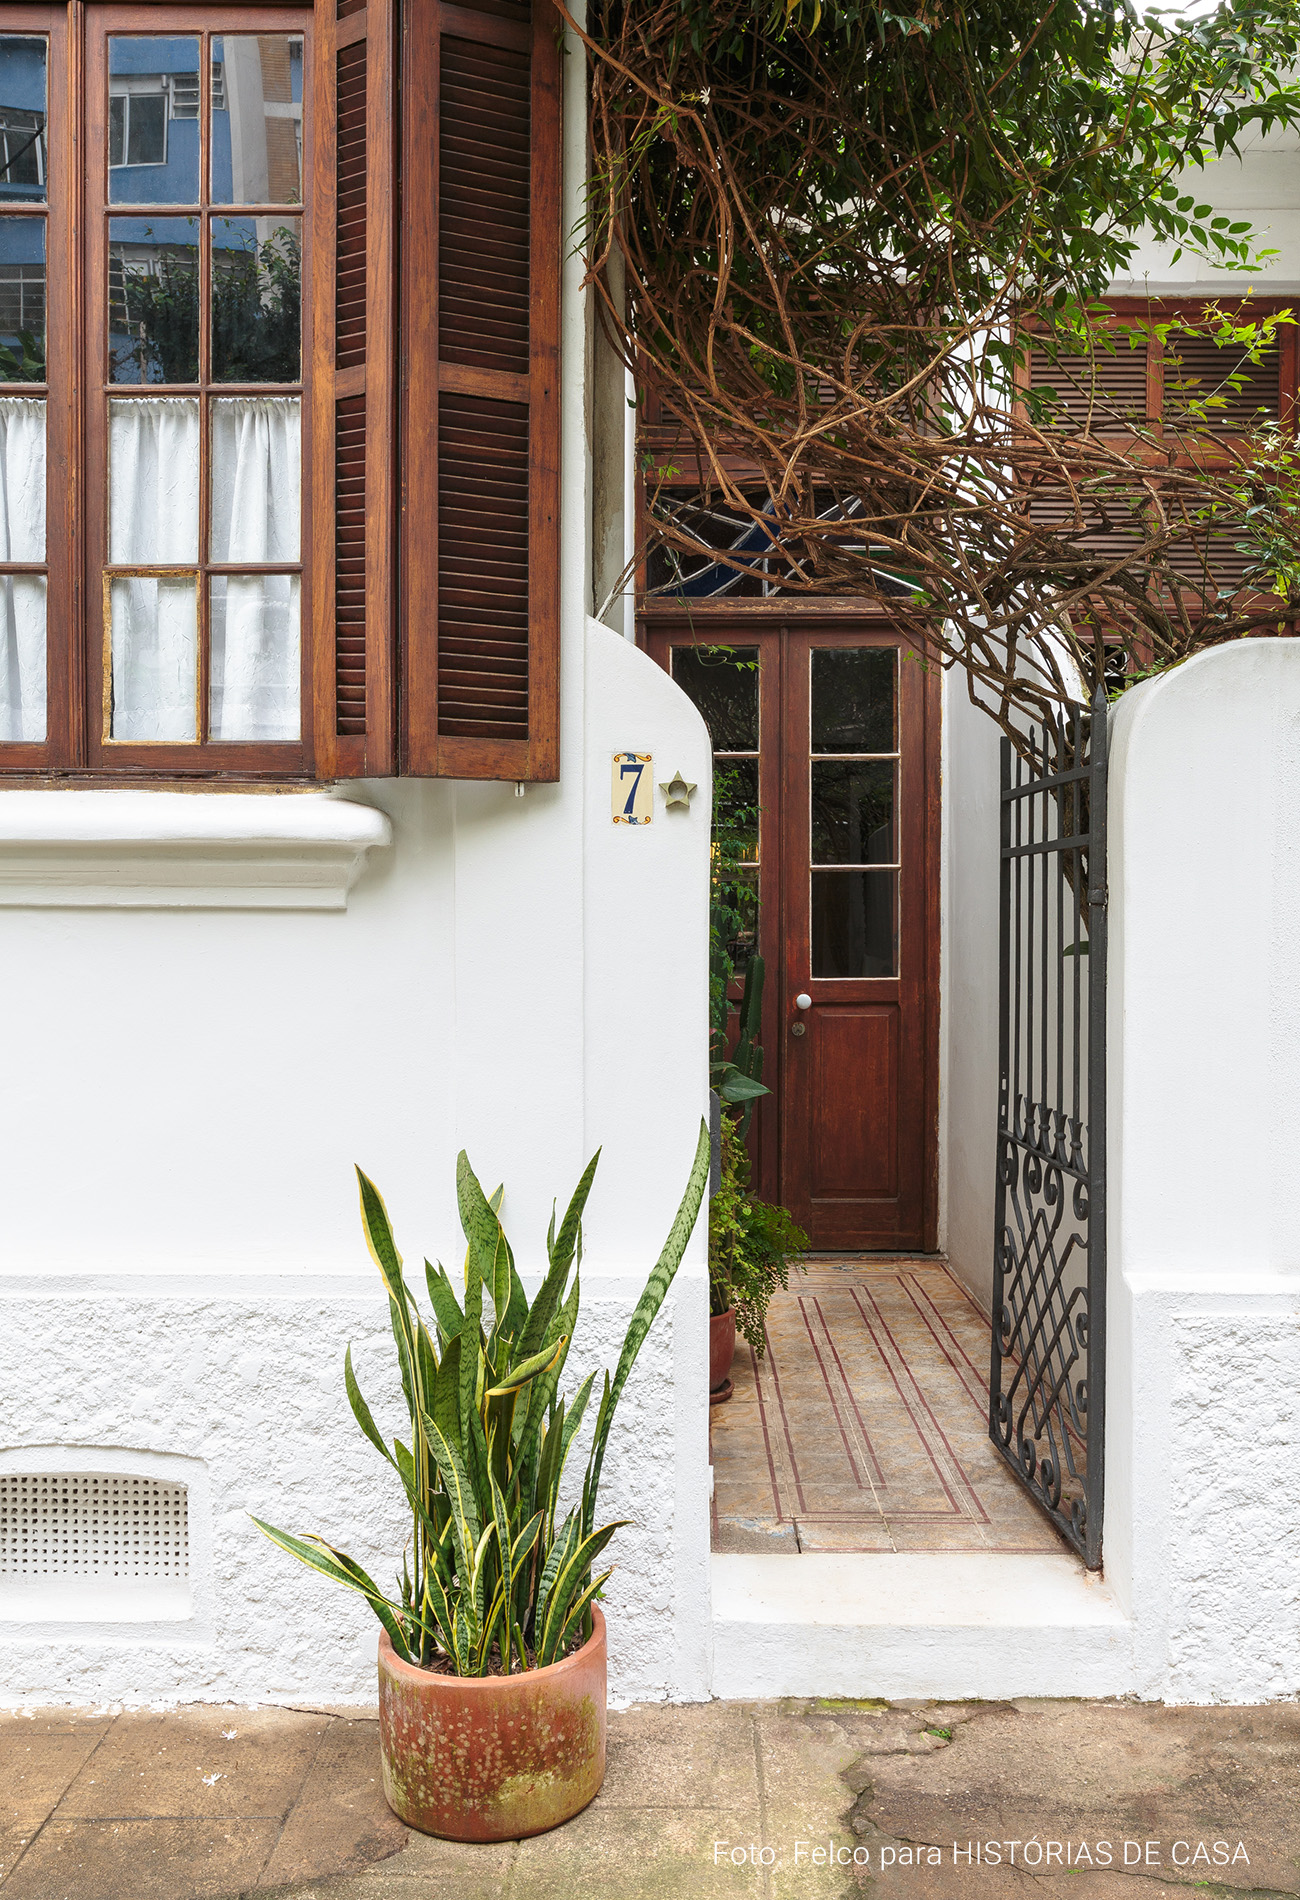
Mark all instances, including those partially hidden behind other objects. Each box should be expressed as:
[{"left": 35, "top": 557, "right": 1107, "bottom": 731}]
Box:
[{"left": 640, "top": 604, "right": 941, "bottom": 1252}]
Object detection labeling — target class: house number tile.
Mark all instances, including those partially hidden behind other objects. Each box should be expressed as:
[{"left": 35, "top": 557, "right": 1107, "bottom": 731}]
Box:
[{"left": 612, "top": 752, "right": 653, "bottom": 825}]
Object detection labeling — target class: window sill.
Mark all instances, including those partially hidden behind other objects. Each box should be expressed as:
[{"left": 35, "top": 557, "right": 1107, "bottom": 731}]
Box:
[{"left": 0, "top": 789, "right": 391, "bottom": 910}]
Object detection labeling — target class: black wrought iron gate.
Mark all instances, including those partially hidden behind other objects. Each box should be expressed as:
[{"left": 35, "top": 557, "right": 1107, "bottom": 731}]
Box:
[{"left": 991, "top": 690, "right": 1108, "bottom": 1569}]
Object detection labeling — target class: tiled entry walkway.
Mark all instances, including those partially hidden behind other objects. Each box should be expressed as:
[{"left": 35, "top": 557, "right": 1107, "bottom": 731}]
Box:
[{"left": 710, "top": 1258, "right": 1069, "bottom": 1555}]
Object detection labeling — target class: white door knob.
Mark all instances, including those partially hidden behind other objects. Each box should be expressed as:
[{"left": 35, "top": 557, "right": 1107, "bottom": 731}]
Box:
[{"left": 795, "top": 993, "right": 812, "bottom": 1010}]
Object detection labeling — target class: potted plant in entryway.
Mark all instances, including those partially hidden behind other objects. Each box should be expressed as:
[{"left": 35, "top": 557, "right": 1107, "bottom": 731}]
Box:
[
  {"left": 253, "top": 1124, "right": 709, "bottom": 1843},
  {"left": 707, "top": 804, "right": 806, "bottom": 1396},
  {"left": 709, "top": 1111, "right": 808, "bottom": 1398}
]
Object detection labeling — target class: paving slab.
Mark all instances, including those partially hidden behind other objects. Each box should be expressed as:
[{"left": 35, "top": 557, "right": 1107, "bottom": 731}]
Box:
[{"left": 3, "top": 1696, "right": 1299, "bottom": 1900}]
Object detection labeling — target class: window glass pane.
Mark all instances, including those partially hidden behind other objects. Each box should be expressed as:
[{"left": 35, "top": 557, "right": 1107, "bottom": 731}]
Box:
[
  {"left": 0, "top": 37, "right": 47, "bottom": 205},
  {"left": 109, "top": 218, "right": 200, "bottom": 383},
  {"left": 211, "top": 218, "right": 300, "bottom": 382},
  {"left": 108, "top": 38, "right": 200, "bottom": 204},
  {"left": 811, "top": 871, "right": 897, "bottom": 978},
  {"left": 811, "top": 760, "right": 895, "bottom": 865},
  {"left": 714, "top": 757, "right": 759, "bottom": 860},
  {"left": 670, "top": 644, "right": 758, "bottom": 750},
  {"left": 110, "top": 575, "right": 198, "bottom": 740},
  {"left": 0, "top": 223, "right": 43, "bottom": 380},
  {"left": 210, "top": 574, "right": 300, "bottom": 740},
  {"left": 210, "top": 396, "right": 300, "bottom": 561},
  {"left": 811, "top": 648, "right": 895, "bottom": 753},
  {"left": 723, "top": 864, "right": 758, "bottom": 964},
  {"left": 0, "top": 573, "right": 45, "bottom": 740},
  {"left": 110, "top": 397, "right": 199, "bottom": 563},
  {"left": 212, "top": 37, "right": 304, "bottom": 206}
]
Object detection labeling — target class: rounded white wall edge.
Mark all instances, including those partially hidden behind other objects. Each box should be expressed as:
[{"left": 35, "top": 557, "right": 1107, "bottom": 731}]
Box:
[{"left": 0, "top": 789, "right": 392, "bottom": 909}]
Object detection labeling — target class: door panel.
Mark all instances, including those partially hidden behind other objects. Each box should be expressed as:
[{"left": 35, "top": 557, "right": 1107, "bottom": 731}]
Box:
[
  {"left": 808, "top": 1006, "right": 899, "bottom": 1197},
  {"left": 646, "top": 617, "right": 938, "bottom": 1250}
]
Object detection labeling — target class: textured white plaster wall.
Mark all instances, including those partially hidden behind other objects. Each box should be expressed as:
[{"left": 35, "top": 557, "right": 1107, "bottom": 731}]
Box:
[{"left": 1107, "top": 641, "right": 1300, "bottom": 1702}]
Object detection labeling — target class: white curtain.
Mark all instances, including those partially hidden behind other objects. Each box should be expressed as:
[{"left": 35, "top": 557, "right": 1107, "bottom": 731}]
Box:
[
  {"left": 0, "top": 396, "right": 47, "bottom": 743},
  {"left": 108, "top": 395, "right": 300, "bottom": 743},
  {"left": 110, "top": 398, "right": 200, "bottom": 741},
  {"left": 209, "top": 396, "right": 300, "bottom": 742}
]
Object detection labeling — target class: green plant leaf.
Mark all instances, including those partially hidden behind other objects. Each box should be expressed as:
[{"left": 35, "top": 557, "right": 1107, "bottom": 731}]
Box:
[
  {"left": 344, "top": 1344, "right": 396, "bottom": 1469},
  {"left": 537, "top": 1522, "right": 626, "bottom": 1665},
  {"left": 250, "top": 1517, "right": 412, "bottom": 1662},
  {"left": 584, "top": 1119, "right": 710, "bottom": 1526},
  {"left": 424, "top": 1260, "right": 464, "bottom": 1342},
  {"left": 719, "top": 1072, "right": 769, "bottom": 1104},
  {"left": 485, "top": 1335, "right": 567, "bottom": 1398}
]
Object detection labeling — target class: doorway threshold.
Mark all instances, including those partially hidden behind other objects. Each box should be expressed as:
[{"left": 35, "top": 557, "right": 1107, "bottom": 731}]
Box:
[
  {"left": 710, "top": 1551, "right": 1132, "bottom": 1700},
  {"left": 708, "top": 1257, "right": 1134, "bottom": 1699}
]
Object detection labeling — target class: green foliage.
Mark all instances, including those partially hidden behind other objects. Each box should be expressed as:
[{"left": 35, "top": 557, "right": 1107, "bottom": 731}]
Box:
[
  {"left": 0, "top": 329, "right": 45, "bottom": 383},
  {"left": 709, "top": 740, "right": 770, "bottom": 1132},
  {"left": 708, "top": 1113, "right": 807, "bottom": 1351},
  {"left": 580, "top": 0, "right": 1300, "bottom": 734},
  {"left": 254, "top": 1123, "right": 711, "bottom": 1675}
]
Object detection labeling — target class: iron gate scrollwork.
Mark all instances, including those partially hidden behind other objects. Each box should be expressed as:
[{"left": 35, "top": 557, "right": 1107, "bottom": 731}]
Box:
[{"left": 991, "top": 689, "right": 1107, "bottom": 1569}]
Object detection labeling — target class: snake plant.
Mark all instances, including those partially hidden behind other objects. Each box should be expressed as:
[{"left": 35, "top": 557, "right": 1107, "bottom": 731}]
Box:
[{"left": 254, "top": 1121, "right": 710, "bottom": 1675}]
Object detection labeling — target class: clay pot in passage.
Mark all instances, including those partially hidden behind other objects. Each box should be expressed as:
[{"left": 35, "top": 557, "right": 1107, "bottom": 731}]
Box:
[
  {"left": 377, "top": 1607, "right": 607, "bottom": 1841},
  {"left": 710, "top": 1307, "right": 737, "bottom": 1397}
]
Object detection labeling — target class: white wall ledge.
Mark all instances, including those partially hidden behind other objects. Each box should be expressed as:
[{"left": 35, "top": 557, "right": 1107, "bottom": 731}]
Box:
[{"left": 0, "top": 790, "right": 392, "bottom": 909}]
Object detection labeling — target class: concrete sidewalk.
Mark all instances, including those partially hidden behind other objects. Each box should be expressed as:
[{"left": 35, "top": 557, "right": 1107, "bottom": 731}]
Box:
[{"left": 1, "top": 1697, "right": 1297, "bottom": 1899}]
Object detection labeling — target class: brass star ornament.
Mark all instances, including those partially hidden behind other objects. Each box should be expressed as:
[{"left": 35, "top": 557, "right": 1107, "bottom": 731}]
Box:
[{"left": 659, "top": 771, "right": 697, "bottom": 810}]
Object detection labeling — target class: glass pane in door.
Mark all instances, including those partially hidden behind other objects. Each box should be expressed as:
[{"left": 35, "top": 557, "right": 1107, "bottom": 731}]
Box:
[
  {"left": 671, "top": 642, "right": 760, "bottom": 962},
  {"left": 808, "top": 646, "right": 900, "bottom": 977}
]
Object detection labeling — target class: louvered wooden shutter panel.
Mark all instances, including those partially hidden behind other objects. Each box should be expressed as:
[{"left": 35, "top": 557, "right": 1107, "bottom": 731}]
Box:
[
  {"left": 401, "top": 0, "right": 562, "bottom": 780},
  {"left": 1164, "top": 334, "right": 1282, "bottom": 430},
  {"left": 1026, "top": 340, "right": 1150, "bottom": 428},
  {"left": 309, "top": 0, "right": 397, "bottom": 776}
]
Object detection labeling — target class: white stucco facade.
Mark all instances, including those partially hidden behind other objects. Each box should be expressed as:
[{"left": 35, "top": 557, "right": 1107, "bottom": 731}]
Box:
[{"left": 5, "top": 35, "right": 1300, "bottom": 1716}]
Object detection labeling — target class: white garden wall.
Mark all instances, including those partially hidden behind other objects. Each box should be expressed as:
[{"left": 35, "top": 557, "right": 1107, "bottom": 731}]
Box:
[
  {"left": 0, "top": 621, "right": 713, "bottom": 1710},
  {"left": 1105, "top": 638, "right": 1300, "bottom": 1702},
  {"left": 0, "top": 15, "right": 716, "bottom": 1709}
]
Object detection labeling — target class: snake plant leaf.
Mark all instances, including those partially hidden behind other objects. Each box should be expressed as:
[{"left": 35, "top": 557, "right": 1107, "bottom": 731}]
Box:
[
  {"left": 356, "top": 1169, "right": 405, "bottom": 1298},
  {"left": 433, "top": 1333, "right": 464, "bottom": 1456},
  {"left": 537, "top": 1522, "right": 626, "bottom": 1666},
  {"left": 585, "top": 1118, "right": 710, "bottom": 1525},
  {"left": 344, "top": 1345, "right": 396, "bottom": 1470},
  {"left": 534, "top": 1509, "right": 580, "bottom": 1643},
  {"left": 424, "top": 1260, "right": 464, "bottom": 1342},
  {"left": 555, "top": 1565, "right": 615, "bottom": 1661},
  {"left": 558, "top": 1369, "right": 597, "bottom": 1470},
  {"left": 455, "top": 1150, "right": 501, "bottom": 1334},
  {"left": 534, "top": 1397, "right": 572, "bottom": 1533},
  {"left": 427, "top": 1418, "right": 483, "bottom": 1589},
  {"left": 516, "top": 1271, "right": 581, "bottom": 1472},
  {"left": 511, "top": 1508, "right": 543, "bottom": 1569},
  {"left": 518, "top": 1150, "right": 600, "bottom": 1361},
  {"left": 250, "top": 1518, "right": 412, "bottom": 1662},
  {"left": 485, "top": 1335, "right": 566, "bottom": 1398}
]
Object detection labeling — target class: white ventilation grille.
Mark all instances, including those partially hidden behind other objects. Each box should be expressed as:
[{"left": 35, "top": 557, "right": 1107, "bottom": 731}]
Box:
[{"left": 0, "top": 1474, "right": 189, "bottom": 1581}]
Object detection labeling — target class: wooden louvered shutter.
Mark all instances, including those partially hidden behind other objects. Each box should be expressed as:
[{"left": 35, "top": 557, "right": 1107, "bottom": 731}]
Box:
[
  {"left": 401, "top": 0, "right": 562, "bottom": 780},
  {"left": 310, "top": 0, "right": 398, "bottom": 777}
]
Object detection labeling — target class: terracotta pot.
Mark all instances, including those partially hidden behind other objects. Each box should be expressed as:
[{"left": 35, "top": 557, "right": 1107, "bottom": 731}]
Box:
[
  {"left": 710, "top": 1307, "right": 737, "bottom": 1391},
  {"left": 377, "top": 1607, "right": 607, "bottom": 1842}
]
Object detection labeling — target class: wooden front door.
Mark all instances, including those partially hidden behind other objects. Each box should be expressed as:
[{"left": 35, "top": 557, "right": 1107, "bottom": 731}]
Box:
[{"left": 646, "top": 618, "right": 939, "bottom": 1251}]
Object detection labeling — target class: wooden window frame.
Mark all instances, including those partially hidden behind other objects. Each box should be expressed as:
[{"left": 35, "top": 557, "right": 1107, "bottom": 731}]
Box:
[
  {"left": 0, "top": 0, "right": 319, "bottom": 783},
  {"left": 0, "top": 0, "right": 563, "bottom": 787}
]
